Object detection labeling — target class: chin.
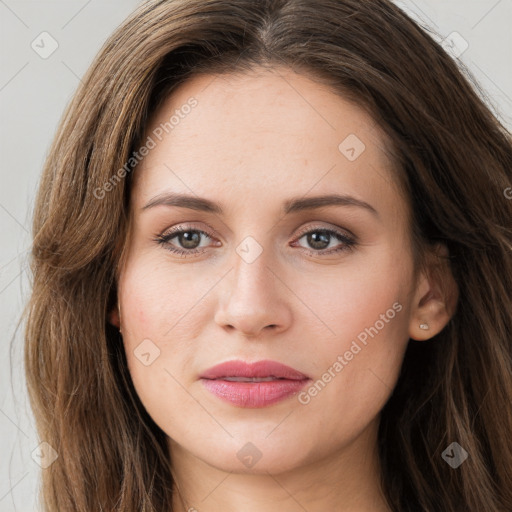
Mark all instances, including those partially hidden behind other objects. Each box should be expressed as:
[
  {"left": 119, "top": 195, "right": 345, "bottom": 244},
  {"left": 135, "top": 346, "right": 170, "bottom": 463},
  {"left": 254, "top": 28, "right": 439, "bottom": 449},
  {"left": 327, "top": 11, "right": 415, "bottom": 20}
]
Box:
[{"left": 169, "top": 428, "right": 316, "bottom": 475}]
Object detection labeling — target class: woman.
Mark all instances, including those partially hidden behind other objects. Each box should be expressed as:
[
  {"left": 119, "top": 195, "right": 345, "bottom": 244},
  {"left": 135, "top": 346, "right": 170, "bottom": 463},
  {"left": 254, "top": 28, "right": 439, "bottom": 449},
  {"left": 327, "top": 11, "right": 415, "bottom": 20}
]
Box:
[{"left": 24, "top": 0, "right": 512, "bottom": 510}]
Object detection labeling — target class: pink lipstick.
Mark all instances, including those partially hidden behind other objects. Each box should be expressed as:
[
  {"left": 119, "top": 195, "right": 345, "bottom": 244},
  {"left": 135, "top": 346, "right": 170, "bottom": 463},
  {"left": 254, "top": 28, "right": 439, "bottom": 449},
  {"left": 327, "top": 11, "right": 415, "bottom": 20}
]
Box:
[{"left": 200, "top": 359, "right": 310, "bottom": 408}]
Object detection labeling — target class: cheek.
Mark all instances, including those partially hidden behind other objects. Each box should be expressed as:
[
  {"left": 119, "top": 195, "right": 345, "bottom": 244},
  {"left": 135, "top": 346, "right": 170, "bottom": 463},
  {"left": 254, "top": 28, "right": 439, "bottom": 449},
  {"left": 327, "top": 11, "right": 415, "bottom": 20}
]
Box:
[
  {"left": 119, "top": 251, "right": 207, "bottom": 338},
  {"left": 291, "top": 246, "right": 411, "bottom": 351},
  {"left": 117, "top": 256, "right": 213, "bottom": 425},
  {"left": 291, "top": 254, "right": 411, "bottom": 430},
  {"left": 294, "top": 313, "right": 409, "bottom": 453}
]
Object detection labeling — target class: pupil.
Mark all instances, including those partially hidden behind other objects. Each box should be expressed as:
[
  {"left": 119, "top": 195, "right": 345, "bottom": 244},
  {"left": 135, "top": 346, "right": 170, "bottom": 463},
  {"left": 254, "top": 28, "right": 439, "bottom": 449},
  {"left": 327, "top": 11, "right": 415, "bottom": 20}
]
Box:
[
  {"left": 308, "top": 231, "right": 330, "bottom": 249},
  {"left": 180, "top": 231, "right": 200, "bottom": 249}
]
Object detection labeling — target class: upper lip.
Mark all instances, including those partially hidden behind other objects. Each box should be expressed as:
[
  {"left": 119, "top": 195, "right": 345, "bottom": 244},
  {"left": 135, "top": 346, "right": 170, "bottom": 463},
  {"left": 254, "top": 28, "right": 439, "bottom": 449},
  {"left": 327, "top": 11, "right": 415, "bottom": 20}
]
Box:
[{"left": 200, "top": 359, "right": 309, "bottom": 380}]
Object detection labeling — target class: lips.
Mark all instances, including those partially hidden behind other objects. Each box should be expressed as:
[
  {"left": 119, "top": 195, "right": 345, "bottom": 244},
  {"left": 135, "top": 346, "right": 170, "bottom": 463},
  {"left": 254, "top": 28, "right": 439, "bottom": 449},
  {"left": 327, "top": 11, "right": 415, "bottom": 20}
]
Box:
[
  {"left": 200, "top": 359, "right": 309, "bottom": 381},
  {"left": 199, "top": 359, "right": 310, "bottom": 408}
]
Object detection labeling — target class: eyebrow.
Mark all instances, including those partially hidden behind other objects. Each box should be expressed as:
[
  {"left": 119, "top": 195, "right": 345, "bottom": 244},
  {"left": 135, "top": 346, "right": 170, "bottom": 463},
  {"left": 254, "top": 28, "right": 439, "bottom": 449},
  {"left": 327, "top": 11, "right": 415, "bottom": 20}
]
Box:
[{"left": 141, "top": 192, "right": 379, "bottom": 218}]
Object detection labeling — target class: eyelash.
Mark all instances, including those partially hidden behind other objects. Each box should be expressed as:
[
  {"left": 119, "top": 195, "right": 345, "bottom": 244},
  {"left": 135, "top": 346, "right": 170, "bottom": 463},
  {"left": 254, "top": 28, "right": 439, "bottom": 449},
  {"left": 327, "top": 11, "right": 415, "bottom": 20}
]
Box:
[{"left": 153, "top": 224, "right": 357, "bottom": 258}]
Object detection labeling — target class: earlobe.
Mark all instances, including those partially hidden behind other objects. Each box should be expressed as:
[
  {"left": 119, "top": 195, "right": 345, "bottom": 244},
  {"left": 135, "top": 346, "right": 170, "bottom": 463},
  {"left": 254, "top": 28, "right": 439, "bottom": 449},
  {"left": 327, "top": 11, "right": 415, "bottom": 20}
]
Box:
[{"left": 408, "top": 243, "right": 459, "bottom": 341}]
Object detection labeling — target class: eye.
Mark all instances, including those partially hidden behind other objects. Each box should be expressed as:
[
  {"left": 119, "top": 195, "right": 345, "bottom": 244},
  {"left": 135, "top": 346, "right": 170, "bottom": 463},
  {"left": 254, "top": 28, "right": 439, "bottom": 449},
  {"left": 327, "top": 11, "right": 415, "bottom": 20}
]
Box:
[
  {"left": 291, "top": 227, "right": 356, "bottom": 255},
  {"left": 153, "top": 225, "right": 219, "bottom": 258},
  {"left": 153, "top": 224, "right": 357, "bottom": 258}
]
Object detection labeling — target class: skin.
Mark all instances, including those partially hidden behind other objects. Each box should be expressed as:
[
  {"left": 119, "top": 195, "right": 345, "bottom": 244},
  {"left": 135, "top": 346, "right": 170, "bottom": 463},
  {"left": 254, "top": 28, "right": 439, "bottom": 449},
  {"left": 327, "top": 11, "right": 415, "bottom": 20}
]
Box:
[{"left": 109, "top": 66, "right": 457, "bottom": 512}]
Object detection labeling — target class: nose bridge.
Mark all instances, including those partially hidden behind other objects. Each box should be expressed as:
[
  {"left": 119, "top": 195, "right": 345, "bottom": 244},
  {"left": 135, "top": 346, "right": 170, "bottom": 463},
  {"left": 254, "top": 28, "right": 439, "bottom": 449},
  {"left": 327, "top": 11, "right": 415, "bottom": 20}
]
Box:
[
  {"left": 229, "top": 245, "right": 276, "bottom": 307},
  {"left": 214, "top": 241, "right": 291, "bottom": 335}
]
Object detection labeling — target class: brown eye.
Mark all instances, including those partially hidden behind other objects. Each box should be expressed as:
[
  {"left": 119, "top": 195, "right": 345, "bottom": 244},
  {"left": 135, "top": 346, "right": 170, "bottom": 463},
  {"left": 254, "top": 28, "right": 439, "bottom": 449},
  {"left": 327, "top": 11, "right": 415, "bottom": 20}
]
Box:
[
  {"left": 292, "top": 228, "right": 356, "bottom": 255},
  {"left": 174, "top": 231, "right": 202, "bottom": 249},
  {"left": 154, "top": 226, "right": 218, "bottom": 257}
]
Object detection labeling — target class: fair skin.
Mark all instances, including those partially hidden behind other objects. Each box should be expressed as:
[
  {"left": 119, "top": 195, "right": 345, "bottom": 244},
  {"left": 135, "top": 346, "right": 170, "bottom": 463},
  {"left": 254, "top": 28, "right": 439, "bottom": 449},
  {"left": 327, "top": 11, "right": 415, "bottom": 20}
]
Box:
[{"left": 109, "top": 67, "right": 456, "bottom": 511}]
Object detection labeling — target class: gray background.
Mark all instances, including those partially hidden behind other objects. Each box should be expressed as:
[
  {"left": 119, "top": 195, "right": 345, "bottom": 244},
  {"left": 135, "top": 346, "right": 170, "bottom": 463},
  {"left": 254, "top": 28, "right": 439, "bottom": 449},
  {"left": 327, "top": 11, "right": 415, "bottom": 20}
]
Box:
[{"left": 1, "top": 1, "right": 511, "bottom": 510}]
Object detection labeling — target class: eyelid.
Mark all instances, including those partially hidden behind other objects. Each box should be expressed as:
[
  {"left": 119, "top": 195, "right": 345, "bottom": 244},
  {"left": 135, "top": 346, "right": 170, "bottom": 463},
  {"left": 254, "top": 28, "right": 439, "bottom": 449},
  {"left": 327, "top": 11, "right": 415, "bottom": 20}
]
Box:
[
  {"left": 159, "top": 221, "right": 354, "bottom": 243},
  {"left": 293, "top": 222, "right": 355, "bottom": 240},
  {"left": 161, "top": 221, "right": 218, "bottom": 240}
]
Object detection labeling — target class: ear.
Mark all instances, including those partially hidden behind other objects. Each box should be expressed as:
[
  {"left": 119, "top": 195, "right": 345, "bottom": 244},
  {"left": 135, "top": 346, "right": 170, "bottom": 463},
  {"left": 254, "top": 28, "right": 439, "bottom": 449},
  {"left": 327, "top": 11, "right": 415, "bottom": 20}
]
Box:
[
  {"left": 108, "top": 304, "right": 121, "bottom": 329},
  {"left": 409, "top": 243, "right": 459, "bottom": 341}
]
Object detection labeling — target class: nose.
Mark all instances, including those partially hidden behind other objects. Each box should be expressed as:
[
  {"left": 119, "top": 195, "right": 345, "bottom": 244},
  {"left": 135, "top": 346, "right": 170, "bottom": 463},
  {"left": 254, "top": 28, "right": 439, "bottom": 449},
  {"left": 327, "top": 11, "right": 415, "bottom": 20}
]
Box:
[{"left": 214, "top": 252, "right": 292, "bottom": 338}]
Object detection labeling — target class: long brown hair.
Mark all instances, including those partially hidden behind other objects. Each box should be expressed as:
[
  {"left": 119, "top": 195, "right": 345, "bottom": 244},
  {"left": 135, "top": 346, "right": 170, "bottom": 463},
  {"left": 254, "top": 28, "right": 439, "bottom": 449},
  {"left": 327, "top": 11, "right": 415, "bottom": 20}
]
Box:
[{"left": 24, "top": 0, "right": 512, "bottom": 510}]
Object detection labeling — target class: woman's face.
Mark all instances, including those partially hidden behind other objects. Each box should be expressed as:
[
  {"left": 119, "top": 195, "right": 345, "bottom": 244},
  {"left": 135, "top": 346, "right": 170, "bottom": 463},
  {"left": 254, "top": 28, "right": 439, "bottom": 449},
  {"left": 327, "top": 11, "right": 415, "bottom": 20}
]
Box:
[{"left": 113, "top": 67, "right": 427, "bottom": 474}]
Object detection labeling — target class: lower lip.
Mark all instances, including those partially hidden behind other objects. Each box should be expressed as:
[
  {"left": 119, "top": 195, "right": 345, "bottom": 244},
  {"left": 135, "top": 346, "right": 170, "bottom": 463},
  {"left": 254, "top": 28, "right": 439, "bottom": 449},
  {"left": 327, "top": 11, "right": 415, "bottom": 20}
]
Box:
[{"left": 201, "top": 378, "right": 310, "bottom": 408}]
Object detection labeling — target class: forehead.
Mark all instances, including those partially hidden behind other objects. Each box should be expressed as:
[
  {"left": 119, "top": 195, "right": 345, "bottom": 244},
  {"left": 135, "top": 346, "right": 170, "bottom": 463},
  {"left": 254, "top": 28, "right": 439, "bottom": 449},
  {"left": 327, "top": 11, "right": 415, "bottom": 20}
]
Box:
[{"left": 131, "top": 67, "right": 408, "bottom": 223}]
